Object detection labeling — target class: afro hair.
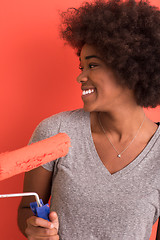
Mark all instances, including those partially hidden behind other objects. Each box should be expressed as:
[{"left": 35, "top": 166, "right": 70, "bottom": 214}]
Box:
[{"left": 59, "top": 0, "right": 160, "bottom": 108}]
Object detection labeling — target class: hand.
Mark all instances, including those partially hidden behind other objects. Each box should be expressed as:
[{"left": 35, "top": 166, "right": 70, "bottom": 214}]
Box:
[{"left": 25, "top": 211, "right": 59, "bottom": 239}]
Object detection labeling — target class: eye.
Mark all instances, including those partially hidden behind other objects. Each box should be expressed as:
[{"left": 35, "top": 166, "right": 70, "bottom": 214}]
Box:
[
  {"left": 89, "top": 63, "right": 98, "bottom": 69},
  {"left": 78, "top": 63, "right": 98, "bottom": 71}
]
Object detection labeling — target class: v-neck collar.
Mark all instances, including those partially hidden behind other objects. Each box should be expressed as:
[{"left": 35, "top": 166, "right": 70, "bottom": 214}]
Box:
[{"left": 85, "top": 110, "right": 160, "bottom": 182}]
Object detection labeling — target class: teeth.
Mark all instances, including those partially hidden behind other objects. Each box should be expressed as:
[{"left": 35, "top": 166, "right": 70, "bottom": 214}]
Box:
[{"left": 82, "top": 89, "right": 95, "bottom": 96}]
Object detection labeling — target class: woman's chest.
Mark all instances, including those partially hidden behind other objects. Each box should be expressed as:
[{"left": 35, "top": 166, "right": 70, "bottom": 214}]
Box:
[
  {"left": 51, "top": 159, "right": 159, "bottom": 238},
  {"left": 91, "top": 132, "right": 148, "bottom": 175}
]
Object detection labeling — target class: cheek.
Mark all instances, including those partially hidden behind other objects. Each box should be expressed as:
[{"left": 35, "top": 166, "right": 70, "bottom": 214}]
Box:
[
  {"left": 96, "top": 77, "right": 114, "bottom": 93},
  {"left": 97, "top": 81, "right": 124, "bottom": 103},
  {"left": 98, "top": 72, "right": 123, "bottom": 92},
  {"left": 90, "top": 70, "right": 121, "bottom": 93}
]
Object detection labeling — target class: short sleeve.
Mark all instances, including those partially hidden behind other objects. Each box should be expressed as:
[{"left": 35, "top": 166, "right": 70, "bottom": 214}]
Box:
[{"left": 27, "top": 112, "right": 63, "bottom": 171}]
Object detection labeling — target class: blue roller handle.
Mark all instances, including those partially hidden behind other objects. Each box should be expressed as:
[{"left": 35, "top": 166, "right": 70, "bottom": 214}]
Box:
[{"left": 30, "top": 199, "right": 50, "bottom": 221}]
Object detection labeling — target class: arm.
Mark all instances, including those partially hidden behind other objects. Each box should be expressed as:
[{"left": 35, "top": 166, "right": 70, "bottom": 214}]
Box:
[
  {"left": 17, "top": 166, "right": 54, "bottom": 237},
  {"left": 156, "top": 218, "right": 160, "bottom": 240}
]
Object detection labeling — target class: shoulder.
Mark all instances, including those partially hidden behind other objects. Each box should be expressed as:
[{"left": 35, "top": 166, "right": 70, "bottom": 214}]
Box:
[
  {"left": 41, "top": 108, "right": 86, "bottom": 126},
  {"left": 28, "top": 109, "right": 86, "bottom": 144}
]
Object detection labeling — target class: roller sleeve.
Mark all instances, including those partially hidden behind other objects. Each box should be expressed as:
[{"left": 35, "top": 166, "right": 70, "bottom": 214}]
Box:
[{"left": 0, "top": 133, "right": 71, "bottom": 181}]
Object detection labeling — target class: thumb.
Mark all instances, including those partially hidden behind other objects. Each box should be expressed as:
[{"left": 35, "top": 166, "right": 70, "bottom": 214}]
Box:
[{"left": 49, "top": 211, "right": 59, "bottom": 232}]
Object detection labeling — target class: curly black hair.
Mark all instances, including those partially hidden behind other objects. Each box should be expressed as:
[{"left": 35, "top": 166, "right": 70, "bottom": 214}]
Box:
[{"left": 58, "top": 0, "right": 160, "bottom": 108}]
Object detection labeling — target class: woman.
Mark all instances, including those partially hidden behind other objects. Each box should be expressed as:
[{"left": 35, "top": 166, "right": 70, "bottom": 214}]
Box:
[{"left": 18, "top": 0, "right": 160, "bottom": 239}]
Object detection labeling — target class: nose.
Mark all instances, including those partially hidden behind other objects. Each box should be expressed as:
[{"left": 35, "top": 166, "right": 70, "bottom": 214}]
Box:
[{"left": 76, "top": 71, "right": 88, "bottom": 83}]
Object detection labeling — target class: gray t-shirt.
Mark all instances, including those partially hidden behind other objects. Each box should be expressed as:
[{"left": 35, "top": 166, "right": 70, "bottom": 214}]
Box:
[{"left": 28, "top": 108, "right": 160, "bottom": 240}]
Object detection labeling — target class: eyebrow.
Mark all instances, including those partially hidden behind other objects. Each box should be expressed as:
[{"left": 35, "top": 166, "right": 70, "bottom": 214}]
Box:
[{"left": 79, "top": 55, "right": 102, "bottom": 61}]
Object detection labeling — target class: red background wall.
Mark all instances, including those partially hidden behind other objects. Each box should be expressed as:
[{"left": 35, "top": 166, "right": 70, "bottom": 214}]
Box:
[{"left": 0, "top": 0, "right": 160, "bottom": 239}]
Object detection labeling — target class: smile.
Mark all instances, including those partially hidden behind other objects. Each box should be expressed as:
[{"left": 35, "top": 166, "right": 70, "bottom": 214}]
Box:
[{"left": 82, "top": 89, "right": 96, "bottom": 96}]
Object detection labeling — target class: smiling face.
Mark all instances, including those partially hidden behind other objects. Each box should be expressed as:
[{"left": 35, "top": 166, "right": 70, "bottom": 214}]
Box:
[{"left": 77, "top": 44, "right": 135, "bottom": 112}]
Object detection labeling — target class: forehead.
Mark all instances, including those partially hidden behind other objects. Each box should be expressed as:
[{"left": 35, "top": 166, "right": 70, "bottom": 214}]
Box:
[{"left": 79, "top": 44, "right": 102, "bottom": 61}]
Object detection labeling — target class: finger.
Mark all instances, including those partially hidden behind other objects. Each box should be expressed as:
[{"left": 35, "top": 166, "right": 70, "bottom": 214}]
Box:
[
  {"left": 25, "top": 223, "right": 58, "bottom": 237},
  {"left": 49, "top": 212, "right": 59, "bottom": 231},
  {"left": 27, "top": 216, "right": 53, "bottom": 229}
]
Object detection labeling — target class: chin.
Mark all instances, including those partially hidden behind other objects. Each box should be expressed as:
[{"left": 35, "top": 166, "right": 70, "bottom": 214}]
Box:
[
  {"left": 83, "top": 103, "right": 110, "bottom": 113},
  {"left": 82, "top": 103, "right": 99, "bottom": 113},
  {"left": 83, "top": 104, "right": 93, "bottom": 112}
]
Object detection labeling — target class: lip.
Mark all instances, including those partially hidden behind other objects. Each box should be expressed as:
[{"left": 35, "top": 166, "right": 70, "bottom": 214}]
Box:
[
  {"left": 81, "top": 87, "right": 96, "bottom": 91},
  {"left": 81, "top": 88, "right": 96, "bottom": 99}
]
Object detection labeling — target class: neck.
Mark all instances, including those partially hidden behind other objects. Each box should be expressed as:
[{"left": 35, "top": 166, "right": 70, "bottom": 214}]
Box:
[{"left": 97, "top": 106, "right": 146, "bottom": 143}]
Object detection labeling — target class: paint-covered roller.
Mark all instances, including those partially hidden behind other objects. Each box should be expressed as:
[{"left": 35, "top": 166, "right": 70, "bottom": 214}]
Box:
[{"left": 0, "top": 133, "right": 71, "bottom": 181}]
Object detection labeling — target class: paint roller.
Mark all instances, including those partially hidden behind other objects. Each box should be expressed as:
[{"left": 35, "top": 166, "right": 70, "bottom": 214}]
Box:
[
  {"left": 0, "top": 132, "right": 71, "bottom": 181},
  {"left": 0, "top": 192, "right": 51, "bottom": 220},
  {"left": 0, "top": 132, "right": 71, "bottom": 220}
]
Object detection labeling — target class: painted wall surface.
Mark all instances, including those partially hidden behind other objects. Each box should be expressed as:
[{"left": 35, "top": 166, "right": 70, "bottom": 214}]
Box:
[{"left": 0, "top": 0, "right": 160, "bottom": 239}]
